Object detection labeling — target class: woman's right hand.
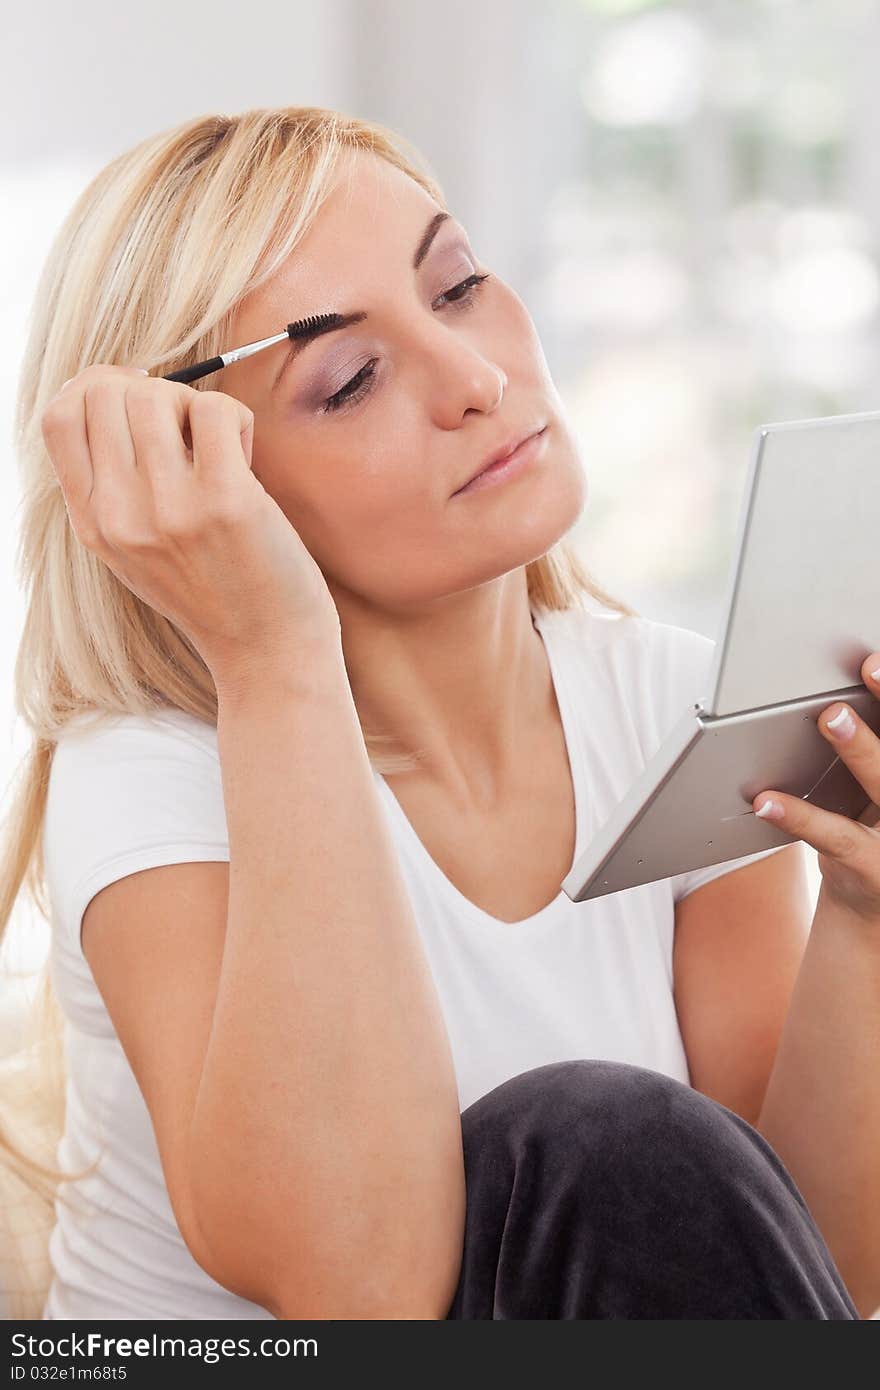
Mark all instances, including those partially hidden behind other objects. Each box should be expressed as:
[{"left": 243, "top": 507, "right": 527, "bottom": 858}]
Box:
[{"left": 41, "top": 365, "right": 341, "bottom": 683}]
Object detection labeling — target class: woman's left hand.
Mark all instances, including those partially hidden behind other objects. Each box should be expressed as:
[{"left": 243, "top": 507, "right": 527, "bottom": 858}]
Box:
[{"left": 752, "top": 651, "right": 880, "bottom": 922}]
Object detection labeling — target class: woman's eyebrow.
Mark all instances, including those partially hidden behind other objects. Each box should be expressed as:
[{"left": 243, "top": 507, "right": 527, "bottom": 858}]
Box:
[{"left": 269, "top": 210, "right": 452, "bottom": 397}]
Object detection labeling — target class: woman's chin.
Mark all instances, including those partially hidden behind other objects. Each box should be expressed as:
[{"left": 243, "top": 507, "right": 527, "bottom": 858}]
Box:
[
  {"left": 459, "top": 469, "right": 589, "bottom": 582},
  {"left": 508, "top": 461, "right": 588, "bottom": 551}
]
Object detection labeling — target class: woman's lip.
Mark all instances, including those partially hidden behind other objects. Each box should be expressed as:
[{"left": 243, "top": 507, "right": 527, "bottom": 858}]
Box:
[{"left": 452, "top": 426, "right": 548, "bottom": 497}]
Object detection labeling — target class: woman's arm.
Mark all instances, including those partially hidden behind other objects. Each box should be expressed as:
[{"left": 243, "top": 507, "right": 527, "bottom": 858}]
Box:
[
  {"left": 673, "top": 843, "right": 811, "bottom": 1126},
  {"left": 188, "top": 628, "right": 465, "bottom": 1319},
  {"left": 754, "top": 891, "right": 880, "bottom": 1319},
  {"left": 675, "top": 841, "right": 880, "bottom": 1317},
  {"left": 740, "top": 661, "right": 880, "bottom": 1320}
]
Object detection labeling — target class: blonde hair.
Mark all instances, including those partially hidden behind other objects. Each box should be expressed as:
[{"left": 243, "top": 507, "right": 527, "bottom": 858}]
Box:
[{"left": 0, "top": 106, "right": 638, "bottom": 1232}]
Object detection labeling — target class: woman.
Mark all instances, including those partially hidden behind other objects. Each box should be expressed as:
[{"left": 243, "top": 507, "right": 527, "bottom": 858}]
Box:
[{"left": 2, "top": 106, "right": 874, "bottom": 1319}]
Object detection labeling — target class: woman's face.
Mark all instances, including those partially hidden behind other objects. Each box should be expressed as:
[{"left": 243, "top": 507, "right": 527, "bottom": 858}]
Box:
[{"left": 226, "top": 148, "right": 588, "bottom": 617}]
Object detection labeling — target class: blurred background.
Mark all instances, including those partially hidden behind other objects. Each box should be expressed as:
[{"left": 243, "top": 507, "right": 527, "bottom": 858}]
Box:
[{"left": 3, "top": 0, "right": 876, "bottom": 1009}]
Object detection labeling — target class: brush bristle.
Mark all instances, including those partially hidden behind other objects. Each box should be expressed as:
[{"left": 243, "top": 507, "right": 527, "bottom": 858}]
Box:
[{"left": 287, "top": 313, "right": 344, "bottom": 339}]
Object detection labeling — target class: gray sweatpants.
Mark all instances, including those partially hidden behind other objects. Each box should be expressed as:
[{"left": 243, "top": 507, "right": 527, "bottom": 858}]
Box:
[{"left": 444, "top": 1059, "right": 860, "bottom": 1319}]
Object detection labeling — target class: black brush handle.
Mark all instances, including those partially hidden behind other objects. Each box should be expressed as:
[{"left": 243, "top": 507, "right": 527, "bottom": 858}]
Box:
[
  {"left": 158, "top": 316, "right": 344, "bottom": 386},
  {"left": 162, "top": 356, "right": 225, "bottom": 385}
]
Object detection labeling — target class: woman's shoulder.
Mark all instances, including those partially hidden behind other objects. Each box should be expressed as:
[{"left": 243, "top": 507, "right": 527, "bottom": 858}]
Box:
[
  {"left": 44, "top": 706, "right": 229, "bottom": 954},
  {"left": 46, "top": 705, "right": 224, "bottom": 854},
  {"left": 533, "top": 594, "right": 716, "bottom": 668},
  {"left": 533, "top": 596, "right": 718, "bottom": 739},
  {"left": 52, "top": 704, "right": 219, "bottom": 769}
]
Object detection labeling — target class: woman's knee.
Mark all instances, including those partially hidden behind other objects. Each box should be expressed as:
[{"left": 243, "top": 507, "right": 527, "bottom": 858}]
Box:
[
  {"left": 461, "top": 1058, "right": 705, "bottom": 1154},
  {"left": 452, "top": 1060, "right": 858, "bottom": 1318},
  {"left": 459, "top": 1058, "right": 793, "bottom": 1204}
]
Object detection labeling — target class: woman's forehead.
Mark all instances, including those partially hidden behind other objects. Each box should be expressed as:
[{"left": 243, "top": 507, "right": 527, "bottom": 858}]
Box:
[
  {"left": 224, "top": 157, "right": 449, "bottom": 395},
  {"left": 236, "top": 165, "right": 447, "bottom": 328}
]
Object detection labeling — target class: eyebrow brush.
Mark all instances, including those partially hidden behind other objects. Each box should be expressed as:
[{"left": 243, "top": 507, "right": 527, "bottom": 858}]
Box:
[{"left": 159, "top": 313, "right": 345, "bottom": 385}]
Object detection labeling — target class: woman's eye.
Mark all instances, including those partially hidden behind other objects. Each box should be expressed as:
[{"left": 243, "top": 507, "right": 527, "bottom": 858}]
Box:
[
  {"left": 321, "top": 272, "right": 492, "bottom": 415},
  {"left": 322, "top": 360, "right": 376, "bottom": 415},
  {"left": 437, "top": 271, "right": 492, "bottom": 309}
]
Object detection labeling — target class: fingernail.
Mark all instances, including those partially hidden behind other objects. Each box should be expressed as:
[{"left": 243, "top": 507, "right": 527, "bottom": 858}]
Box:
[
  {"left": 870, "top": 664, "right": 880, "bottom": 682},
  {"left": 60, "top": 377, "right": 73, "bottom": 390},
  {"left": 755, "top": 797, "right": 784, "bottom": 820},
  {"left": 826, "top": 704, "right": 856, "bottom": 739}
]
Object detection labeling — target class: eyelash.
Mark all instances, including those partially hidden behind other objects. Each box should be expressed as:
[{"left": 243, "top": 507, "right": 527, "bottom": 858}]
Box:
[{"left": 321, "top": 272, "right": 493, "bottom": 415}]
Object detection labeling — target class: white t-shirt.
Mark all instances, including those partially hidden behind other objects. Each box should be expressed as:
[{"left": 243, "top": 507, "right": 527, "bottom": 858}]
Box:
[{"left": 39, "top": 596, "right": 789, "bottom": 1320}]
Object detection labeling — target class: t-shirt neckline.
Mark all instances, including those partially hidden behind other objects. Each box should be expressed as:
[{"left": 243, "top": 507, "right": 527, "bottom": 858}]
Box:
[{"left": 373, "top": 604, "right": 588, "bottom": 931}]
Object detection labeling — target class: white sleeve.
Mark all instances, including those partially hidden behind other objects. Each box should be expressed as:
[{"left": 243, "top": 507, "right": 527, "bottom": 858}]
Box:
[
  {"left": 671, "top": 844, "right": 791, "bottom": 904},
  {"left": 644, "top": 619, "right": 792, "bottom": 906},
  {"left": 43, "top": 709, "right": 230, "bottom": 955}
]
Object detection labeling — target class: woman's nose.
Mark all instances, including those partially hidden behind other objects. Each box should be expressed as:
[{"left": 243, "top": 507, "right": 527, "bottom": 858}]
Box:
[{"left": 422, "top": 332, "right": 507, "bottom": 422}]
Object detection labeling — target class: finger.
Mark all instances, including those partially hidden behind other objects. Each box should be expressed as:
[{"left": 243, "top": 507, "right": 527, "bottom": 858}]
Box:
[
  {"left": 188, "top": 390, "right": 255, "bottom": 485},
  {"left": 41, "top": 382, "right": 94, "bottom": 515},
  {"left": 60, "top": 366, "right": 149, "bottom": 392},
  {"left": 861, "top": 651, "right": 880, "bottom": 694},
  {"left": 815, "top": 698, "right": 880, "bottom": 809},
  {"left": 124, "top": 377, "right": 196, "bottom": 486},
  {"left": 753, "top": 788, "right": 880, "bottom": 880},
  {"left": 753, "top": 691, "right": 880, "bottom": 851},
  {"left": 82, "top": 377, "right": 141, "bottom": 511},
  {"left": 43, "top": 366, "right": 151, "bottom": 507}
]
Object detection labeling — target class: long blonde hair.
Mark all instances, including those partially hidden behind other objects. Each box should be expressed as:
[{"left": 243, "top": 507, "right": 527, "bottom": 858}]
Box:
[{"left": 0, "top": 107, "right": 637, "bottom": 1219}]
